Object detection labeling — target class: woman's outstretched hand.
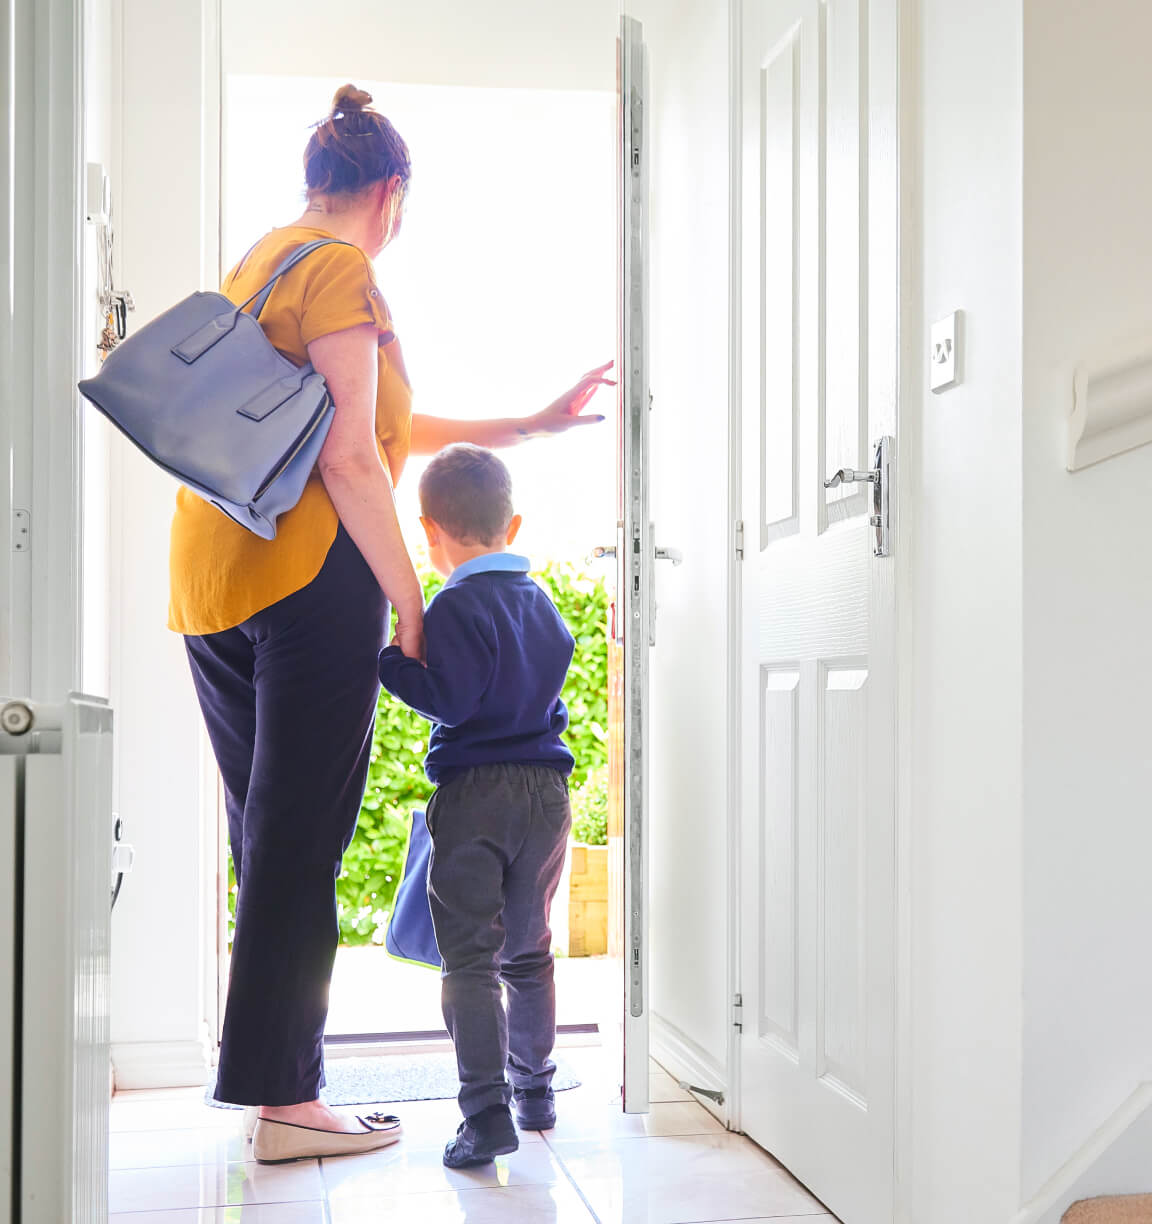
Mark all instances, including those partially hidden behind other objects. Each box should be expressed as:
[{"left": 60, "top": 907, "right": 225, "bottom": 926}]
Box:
[{"left": 524, "top": 361, "right": 615, "bottom": 437}]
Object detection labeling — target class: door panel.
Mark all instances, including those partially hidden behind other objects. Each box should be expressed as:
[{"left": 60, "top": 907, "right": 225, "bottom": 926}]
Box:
[
  {"left": 738, "top": 0, "right": 898, "bottom": 1220},
  {"left": 760, "top": 17, "right": 800, "bottom": 542},
  {"left": 759, "top": 668, "right": 799, "bottom": 1051}
]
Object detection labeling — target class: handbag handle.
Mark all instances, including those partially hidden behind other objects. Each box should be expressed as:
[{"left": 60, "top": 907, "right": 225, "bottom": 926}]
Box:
[
  {"left": 171, "top": 239, "right": 359, "bottom": 366},
  {"left": 236, "top": 238, "right": 356, "bottom": 319}
]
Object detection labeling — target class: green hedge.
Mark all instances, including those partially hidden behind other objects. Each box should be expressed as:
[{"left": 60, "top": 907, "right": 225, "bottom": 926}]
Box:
[{"left": 226, "top": 562, "right": 610, "bottom": 946}]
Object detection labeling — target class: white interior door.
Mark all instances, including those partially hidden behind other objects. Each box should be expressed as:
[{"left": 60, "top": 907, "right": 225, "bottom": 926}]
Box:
[{"left": 738, "top": 1, "right": 899, "bottom": 1221}]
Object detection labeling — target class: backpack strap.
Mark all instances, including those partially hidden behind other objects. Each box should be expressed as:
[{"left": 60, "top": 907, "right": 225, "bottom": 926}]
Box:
[{"left": 237, "top": 238, "right": 356, "bottom": 319}]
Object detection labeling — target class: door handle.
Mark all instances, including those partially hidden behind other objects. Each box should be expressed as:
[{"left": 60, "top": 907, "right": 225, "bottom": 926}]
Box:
[
  {"left": 590, "top": 543, "right": 681, "bottom": 565},
  {"left": 823, "top": 435, "right": 893, "bottom": 558},
  {"left": 823, "top": 467, "right": 876, "bottom": 489}
]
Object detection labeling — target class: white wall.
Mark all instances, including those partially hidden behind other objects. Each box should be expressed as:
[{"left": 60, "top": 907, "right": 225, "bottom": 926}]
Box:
[
  {"left": 1020, "top": 0, "right": 1152, "bottom": 1210},
  {"left": 908, "top": 1, "right": 1024, "bottom": 1220},
  {"left": 908, "top": 3, "right": 1152, "bottom": 1218},
  {"left": 222, "top": 0, "right": 618, "bottom": 90},
  {"left": 109, "top": 0, "right": 220, "bottom": 1088}
]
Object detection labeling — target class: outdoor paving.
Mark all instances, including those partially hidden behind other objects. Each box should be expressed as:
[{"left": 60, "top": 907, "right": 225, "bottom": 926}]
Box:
[{"left": 326, "top": 948, "right": 614, "bottom": 1036}]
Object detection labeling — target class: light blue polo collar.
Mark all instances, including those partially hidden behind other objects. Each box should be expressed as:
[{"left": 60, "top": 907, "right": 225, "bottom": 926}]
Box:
[{"left": 442, "top": 552, "right": 531, "bottom": 589}]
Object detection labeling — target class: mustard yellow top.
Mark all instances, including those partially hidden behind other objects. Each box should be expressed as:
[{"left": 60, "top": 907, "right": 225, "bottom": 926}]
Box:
[{"left": 168, "top": 226, "right": 413, "bottom": 636}]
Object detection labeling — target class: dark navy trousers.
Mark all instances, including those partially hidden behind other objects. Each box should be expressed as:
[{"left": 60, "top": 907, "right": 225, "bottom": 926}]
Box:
[
  {"left": 184, "top": 527, "right": 387, "bottom": 1106},
  {"left": 426, "top": 763, "right": 572, "bottom": 1118}
]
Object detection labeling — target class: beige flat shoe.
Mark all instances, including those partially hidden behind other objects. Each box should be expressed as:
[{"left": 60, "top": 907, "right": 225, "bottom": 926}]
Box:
[{"left": 252, "top": 1112, "right": 402, "bottom": 1164}]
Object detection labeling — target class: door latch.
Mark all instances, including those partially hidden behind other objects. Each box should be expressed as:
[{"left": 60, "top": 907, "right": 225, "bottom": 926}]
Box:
[{"left": 824, "top": 435, "right": 893, "bottom": 558}]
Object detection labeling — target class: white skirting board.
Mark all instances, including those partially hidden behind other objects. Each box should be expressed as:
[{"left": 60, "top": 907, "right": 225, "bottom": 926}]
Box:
[
  {"left": 112, "top": 1036, "right": 214, "bottom": 1091},
  {"left": 1013, "top": 1083, "right": 1152, "bottom": 1224},
  {"left": 650, "top": 1012, "right": 728, "bottom": 1126}
]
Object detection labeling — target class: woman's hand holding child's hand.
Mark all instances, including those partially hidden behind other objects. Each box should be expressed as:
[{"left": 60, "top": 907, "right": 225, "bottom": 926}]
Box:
[{"left": 393, "top": 613, "right": 426, "bottom": 665}]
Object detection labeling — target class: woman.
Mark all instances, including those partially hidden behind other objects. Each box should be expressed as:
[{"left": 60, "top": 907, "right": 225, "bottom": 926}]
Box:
[{"left": 169, "top": 83, "right": 609, "bottom": 1162}]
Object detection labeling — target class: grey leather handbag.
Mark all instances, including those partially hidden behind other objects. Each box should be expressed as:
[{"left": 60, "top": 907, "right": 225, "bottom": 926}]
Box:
[{"left": 78, "top": 238, "right": 350, "bottom": 540}]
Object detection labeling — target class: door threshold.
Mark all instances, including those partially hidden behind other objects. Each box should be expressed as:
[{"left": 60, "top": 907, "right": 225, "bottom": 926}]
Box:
[{"left": 324, "top": 1023, "right": 601, "bottom": 1060}]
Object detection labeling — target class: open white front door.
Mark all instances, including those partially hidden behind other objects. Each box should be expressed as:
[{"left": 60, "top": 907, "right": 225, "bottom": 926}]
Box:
[
  {"left": 607, "top": 12, "right": 651, "bottom": 1115},
  {"left": 737, "top": 1, "right": 899, "bottom": 1221}
]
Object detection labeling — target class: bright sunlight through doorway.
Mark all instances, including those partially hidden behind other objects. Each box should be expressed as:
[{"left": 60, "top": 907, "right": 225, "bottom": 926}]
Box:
[{"left": 222, "top": 74, "right": 619, "bottom": 1039}]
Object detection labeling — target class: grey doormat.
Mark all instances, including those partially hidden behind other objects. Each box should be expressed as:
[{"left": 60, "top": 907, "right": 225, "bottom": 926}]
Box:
[{"left": 206, "top": 1052, "right": 581, "bottom": 1108}]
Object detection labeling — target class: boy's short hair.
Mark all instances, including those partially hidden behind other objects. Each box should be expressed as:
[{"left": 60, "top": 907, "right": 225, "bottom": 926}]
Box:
[{"left": 419, "top": 444, "right": 515, "bottom": 545}]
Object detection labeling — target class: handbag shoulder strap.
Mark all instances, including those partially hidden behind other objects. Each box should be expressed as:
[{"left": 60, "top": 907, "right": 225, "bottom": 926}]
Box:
[{"left": 236, "top": 237, "right": 356, "bottom": 320}]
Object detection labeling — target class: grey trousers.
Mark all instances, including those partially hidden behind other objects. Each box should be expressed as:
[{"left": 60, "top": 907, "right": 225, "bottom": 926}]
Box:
[{"left": 426, "top": 763, "right": 572, "bottom": 1118}]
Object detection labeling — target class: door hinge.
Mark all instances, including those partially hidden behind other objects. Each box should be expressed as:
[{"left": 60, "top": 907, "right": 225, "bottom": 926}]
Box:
[
  {"left": 734, "top": 520, "right": 744, "bottom": 561},
  {"left": 12, "top": 508, "right": 30, "bottom": 553},
  {"left": 732, "top": 992, "right": 743, "bottom": 1031}
]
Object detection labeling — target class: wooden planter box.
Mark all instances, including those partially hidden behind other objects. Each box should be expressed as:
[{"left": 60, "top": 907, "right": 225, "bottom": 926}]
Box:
[{"left": 567, "top": 842, "right": 609, "bottom": 957}]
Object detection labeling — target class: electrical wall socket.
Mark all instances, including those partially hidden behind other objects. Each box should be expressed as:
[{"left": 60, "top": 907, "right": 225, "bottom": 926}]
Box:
[{"left": 930, "top": 310, "right": 961, "bottom": 393}]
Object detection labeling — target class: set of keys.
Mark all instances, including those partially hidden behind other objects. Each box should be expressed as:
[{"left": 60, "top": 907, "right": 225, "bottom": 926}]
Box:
[
  {"left": 97, "top": 289, "right": 134, "bottom": 359},
  {"left": 94, "top": 202, "right": 134, "bottom": 359}
]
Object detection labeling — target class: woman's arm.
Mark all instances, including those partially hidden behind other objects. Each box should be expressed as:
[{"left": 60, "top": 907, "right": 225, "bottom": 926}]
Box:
[
  {"left": 409, "top": 361, "right": 614, "bottom": 455},
  {"left": 309, "top": 323, "right": 425, "bottom": 660},
  {"left": 378, "top": 592, "right": 495, "bottom": 727}
]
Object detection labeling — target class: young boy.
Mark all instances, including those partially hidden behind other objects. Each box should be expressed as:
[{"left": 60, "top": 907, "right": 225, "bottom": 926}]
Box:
[{"left": 377, "top": 443, "right": 575, "bottom": 1168}]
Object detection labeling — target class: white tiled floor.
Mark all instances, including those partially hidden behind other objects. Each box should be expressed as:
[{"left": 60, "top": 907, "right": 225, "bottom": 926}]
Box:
[{"left": 109, "top": 1050, "right": 837, "bottom": 1223}]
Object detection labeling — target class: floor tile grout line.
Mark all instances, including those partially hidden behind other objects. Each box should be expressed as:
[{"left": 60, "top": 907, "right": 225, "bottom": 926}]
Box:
[
  {"left": 544, "top": 1128, "right": 745, "bottom": 1146},
  {"left": 318, "top": 1162, "right": 335, "bottom": 1224},
  {"left": 541, "top": 1129, "right": 604, "bottom": 1224},
  {"left": 109, "top": 1158, "right": 321, "bottom": 1175},
  {"left": 318, "top": 1154, "right": 333, "bottom": 1211}
]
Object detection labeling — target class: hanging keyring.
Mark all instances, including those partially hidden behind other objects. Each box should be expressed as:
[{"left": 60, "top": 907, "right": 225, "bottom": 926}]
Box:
[{"left": 89, "top": 187, "right": 135, "bottom": 352}]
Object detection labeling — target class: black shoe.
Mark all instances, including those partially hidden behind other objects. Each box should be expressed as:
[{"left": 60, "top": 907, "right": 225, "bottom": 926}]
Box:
[
  {"left": 513, "top": 1086, "right": 557, "bottom": 1131},
  {"left": 443, "top": 1105, "right": 519, "bottom": 1168}
]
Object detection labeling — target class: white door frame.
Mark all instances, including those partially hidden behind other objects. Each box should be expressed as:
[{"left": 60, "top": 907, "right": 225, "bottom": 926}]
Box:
[
  {"left": 723, "top": 0, "right": 746, "bottom": 1138},
  {"left": 722, "top": 1, "right": 920, "bottom": 1217},
  {"left": 892, "top": 0, "right": 920, "bottom": 1217},
  {"left": 0, "top": 0, "right": 86, "bottom": 703}
]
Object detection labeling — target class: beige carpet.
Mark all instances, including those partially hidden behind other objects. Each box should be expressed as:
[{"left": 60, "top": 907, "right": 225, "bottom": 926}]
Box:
[{"left": 1064, "top": 1196, "right": 1152, "bottom": 1223}]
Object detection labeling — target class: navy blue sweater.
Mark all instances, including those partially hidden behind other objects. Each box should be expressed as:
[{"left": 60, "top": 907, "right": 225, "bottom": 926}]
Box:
[{"left": 377, "top": 553, "right": 575, "bottom": 784}]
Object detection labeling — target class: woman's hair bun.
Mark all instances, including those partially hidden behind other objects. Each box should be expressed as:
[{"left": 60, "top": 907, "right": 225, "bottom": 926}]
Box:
[
  {"left": 306, "top": 84, "right": 410, "bottom": 198},
  {"left": 332, "top": 84, "right": 372, "bottom": 114}
]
